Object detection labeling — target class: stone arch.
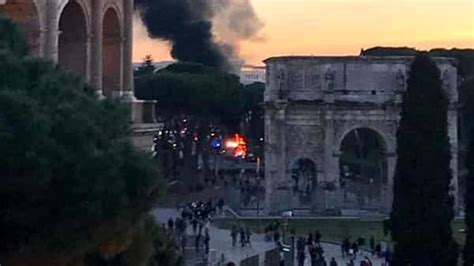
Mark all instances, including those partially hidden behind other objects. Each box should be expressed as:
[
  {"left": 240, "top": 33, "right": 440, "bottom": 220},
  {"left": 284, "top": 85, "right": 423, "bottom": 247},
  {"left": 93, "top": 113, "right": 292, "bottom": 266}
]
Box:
[
  {"left": 0, "top": 0, "right": 43, "bottom": 55},
  {"left": 57, "top": 1, "right": 88, "bottom": 79},
  {"left": 338, "top": 127, "right": 388, "bottom": 210},
  {"left": 102, "top": 6, "right": 122, "bottom": 97}
]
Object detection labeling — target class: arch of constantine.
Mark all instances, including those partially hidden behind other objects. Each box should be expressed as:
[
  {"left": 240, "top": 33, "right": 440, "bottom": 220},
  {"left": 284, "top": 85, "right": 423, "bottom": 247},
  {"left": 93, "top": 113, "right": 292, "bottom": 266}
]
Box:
[{"left": 264, "top": 56, "right": 459, "bottom": 215}]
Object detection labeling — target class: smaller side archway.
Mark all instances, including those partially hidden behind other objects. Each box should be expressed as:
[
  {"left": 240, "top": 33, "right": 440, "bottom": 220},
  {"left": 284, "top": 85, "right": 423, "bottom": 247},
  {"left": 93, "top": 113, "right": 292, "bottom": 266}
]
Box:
[
  {"left": 290, "top": 158, "right": 317, "bottom": 206},
  {"left": 58, "top": 1, "right": 88, "bottom": 79},
  {"left": 102, "top": 7, "right": 122, "bottom": 98},
  {"left": 0, "top": 0, "right": 42, "bottom": 55},
  {"left": 339, "top": 127, "right": 388, "bottom": 211}
]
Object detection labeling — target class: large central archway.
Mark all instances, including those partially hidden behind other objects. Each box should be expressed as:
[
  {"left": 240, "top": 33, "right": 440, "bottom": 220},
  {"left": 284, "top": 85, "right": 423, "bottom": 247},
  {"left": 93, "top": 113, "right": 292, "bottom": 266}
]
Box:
[
  {"left": 58, "top": 2, "right": 87, "bottom": 79},
  {"left": 0, "top": 0, "right": 42, "bottom": 55},
  {"left": 102, "top": 7, "right": 122, "bottom": 98},
  {"left": 339, "top": 128, "right": 388, "bottom": 210}
]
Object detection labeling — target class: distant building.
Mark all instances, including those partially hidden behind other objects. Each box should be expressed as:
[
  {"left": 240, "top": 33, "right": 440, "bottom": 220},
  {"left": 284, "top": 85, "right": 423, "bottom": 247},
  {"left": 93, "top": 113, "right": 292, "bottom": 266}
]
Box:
[{"left": 240, "top": 65, "right": 266, "bottom": 85}]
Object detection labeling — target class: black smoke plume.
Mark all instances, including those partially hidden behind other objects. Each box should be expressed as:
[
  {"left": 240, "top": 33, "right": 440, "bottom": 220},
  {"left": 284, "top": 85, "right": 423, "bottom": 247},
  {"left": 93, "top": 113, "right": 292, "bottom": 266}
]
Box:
[{"left": 135, "top": 0, "right": 263, "bottom": 71}]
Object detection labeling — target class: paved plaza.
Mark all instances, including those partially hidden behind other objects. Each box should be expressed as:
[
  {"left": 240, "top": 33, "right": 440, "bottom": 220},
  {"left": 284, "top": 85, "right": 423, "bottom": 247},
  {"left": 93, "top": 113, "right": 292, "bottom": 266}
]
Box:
[{"left": 153, "top": 208, "right": 387, "bottom": 265}]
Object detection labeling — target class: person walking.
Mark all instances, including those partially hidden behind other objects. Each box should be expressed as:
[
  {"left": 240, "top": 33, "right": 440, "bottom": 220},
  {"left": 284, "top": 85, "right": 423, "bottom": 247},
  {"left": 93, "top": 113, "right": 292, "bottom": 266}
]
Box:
[
  {"left": 329, "top": 257, "right": 338, "bottom": 266},
  {"left": 204, "top": 230, "right": 211, "bottom": 254},
  {"left": 180, "top": 233, "right": 187, "bottom": 253},
  {"left": 240, "top": 227, "right": 246, "bottom": 247},
  {"left": 231, "top": 225, "right": 238, "bottom": 247},
  {"left": 369, "top": 236, "right": 375, "bottom": 254},
  {"left": 314, "top": 230, "right": 322, "bottom": 243},
  {"left": 245, "top": 227, "right": 252, "bottom": 246},
  {"left": 167, "top": 218, "right": 174, "bottom": 231},
  {"left": 191, "top": 218, "right": 198, "bottom": 234},
  {"left": 195, "top": 234, "right": 201, "bottom": 252}
]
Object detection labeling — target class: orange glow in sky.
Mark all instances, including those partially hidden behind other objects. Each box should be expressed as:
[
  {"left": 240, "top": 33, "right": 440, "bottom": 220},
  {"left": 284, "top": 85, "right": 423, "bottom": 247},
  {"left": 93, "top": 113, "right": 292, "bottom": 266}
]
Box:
[{"left": 133, "top": 0, "right": 474, "bottom": 65}]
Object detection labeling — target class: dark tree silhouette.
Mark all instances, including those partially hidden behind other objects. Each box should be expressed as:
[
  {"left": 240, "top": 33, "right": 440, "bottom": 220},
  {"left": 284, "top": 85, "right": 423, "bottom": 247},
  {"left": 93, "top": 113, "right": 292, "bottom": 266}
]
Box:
[{"left": 389, "top": 53, "right": 458, "bottom": 265}]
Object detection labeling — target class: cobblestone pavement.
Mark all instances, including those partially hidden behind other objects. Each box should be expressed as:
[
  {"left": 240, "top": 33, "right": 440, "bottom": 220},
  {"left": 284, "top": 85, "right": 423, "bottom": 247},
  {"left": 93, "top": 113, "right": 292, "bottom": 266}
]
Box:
[
  {"left": 153, "top": 209, "right": 387, "bottom": 265},
  {"left": 296, "top": 243, "right": 386, "bottom": 266},
  {"left": 153, "top": 208, "right": 276, "bottom": 265}
]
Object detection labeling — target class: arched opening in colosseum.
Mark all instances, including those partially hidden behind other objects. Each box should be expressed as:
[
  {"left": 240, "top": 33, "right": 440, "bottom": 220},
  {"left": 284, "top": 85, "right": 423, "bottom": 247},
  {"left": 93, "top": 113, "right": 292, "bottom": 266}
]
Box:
[
  {"left": 58, "top": 2, "right": 87, "bottom": 79},
  {"left": 339, "top": 128, "right": 388, "bottom": 210},
  {"left": 102, "top": 8, "right": 122, "bottom": 98},
  {"left": 0, "top": 0, "right": 41, "bottom": 55},
  {"left": 290, "top": 158, "right": 317, "bottom": 206}
]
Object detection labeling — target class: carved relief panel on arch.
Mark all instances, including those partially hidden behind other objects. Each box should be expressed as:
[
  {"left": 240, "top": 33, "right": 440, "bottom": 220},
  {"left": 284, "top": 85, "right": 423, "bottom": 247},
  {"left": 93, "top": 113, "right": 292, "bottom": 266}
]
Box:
[
  {"left": 305, "top": 65, "right": 322, "bottom": 91},
  {"left": 287, "top": 125, "right": 325, "bottom": 147}
]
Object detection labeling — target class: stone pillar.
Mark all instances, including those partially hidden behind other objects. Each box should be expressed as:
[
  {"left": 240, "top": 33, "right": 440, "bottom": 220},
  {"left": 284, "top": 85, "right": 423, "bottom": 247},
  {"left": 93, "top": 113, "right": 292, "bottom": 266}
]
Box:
[
  {"left": 90, "top": 0, "right": 104, "bottom": 98},
  {"left": 448, "top": 108, "right": 459, "bottom": 213},
  {"left": 264, "top": 101, "right": 288, "bottom": 214},
  {"left": 85, "top": 33, "right": 92, "bottom": 84},
  {"left": 121, "top": 0, "right": 135, "bottom": 101},
  {"left": 112, "top": 37, "right": 124, "bottom": 98},
  {"left": 44, "top": 0, "right": 59, "bottom": 62},
  {"left": 323, "top": 107, "right": 338, "bottom": 211},
  {"left": 386, "top": 152, "right": 397, "bottom": 213}
]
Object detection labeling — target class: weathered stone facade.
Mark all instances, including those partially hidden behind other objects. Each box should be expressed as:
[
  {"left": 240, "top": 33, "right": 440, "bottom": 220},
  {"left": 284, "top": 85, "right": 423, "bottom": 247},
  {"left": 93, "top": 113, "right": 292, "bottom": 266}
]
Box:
[
  {"left": 264, "top": 56, "right": 459, "bottom": 215},
  {"left": 1, "top": 0, "right": 161, "bottom": 143},
  {"left": 1, "top": 0, "right": 133, "bottom": 98}
]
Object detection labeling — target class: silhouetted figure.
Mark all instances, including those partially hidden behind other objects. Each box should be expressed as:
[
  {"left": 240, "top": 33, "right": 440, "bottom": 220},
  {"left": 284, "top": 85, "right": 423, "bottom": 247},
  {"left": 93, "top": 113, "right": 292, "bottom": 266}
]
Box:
[
  {"left": 369, "top": 236, "right": 375, "bottom": 254},
  {"left": 204, "top": 230, "right": 210, "bottom": 254},
  {"left": 245, "top": 227, "right": 252, "bottom": 246},
  {"left": 195, "top": 234, "right": 201, "bottom": 252},
  {"left": 330, "top": 257, "right": 338, "bottom": 266},
  {"left": 231, "top": 225, "right": 238, "bottom": 247},
  {"left": 297, "top": 250, "right": 305, "bottom": 266},
  {"left": 167, "top": 218, "right": 174, "bottom": 230},
  {"left": 240, "top": 227, "right": 246, "bottom": 247},
  {"left": 314, "top": 230, "right": 322, "bottom": 243},
  {"left": 192, "top": 219, "right": 198, "bottom": 234},
  {"left": 180, "top": 234, "right": 187, "bottom": 253}
]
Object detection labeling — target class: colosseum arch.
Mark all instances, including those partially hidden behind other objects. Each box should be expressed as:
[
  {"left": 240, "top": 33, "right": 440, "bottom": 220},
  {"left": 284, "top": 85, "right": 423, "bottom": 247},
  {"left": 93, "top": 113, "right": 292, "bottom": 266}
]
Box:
[
  {"left": 264, "top": 56, "right": 459, "bottom": 216},
  {"left": 57, "top": 1, "right": 88, "bottom": 80},
  {"left": 102, "top": 6, "right": 122, "bottom": 98},
  {"left": 0, "top": 0, "right": 43, "bottom": 55}
]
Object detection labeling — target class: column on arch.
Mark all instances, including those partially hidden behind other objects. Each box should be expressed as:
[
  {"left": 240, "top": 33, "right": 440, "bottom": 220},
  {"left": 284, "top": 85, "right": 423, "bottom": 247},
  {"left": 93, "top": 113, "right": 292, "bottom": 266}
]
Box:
[
  {"left": 89, "top": 0, "right": 103, "bottom": 97},
  {"left": 323, "top": 108, "right": 338, "bottom": 211},
  {"left": 121, "top": 0, "right": 134, "bottom": 100},
  {"left": 264, "top": 102, "right": 289, "bottom": 214}
]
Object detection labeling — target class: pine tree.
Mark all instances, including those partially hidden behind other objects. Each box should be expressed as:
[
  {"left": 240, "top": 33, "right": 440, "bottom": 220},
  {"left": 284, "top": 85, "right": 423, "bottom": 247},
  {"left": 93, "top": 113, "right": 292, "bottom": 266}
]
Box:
[
  {"left": 389, "top": 53, "right": 458, "bottom": 265},
  {"left": 464, "top": 114, "right": 474, "bottom": 266}
]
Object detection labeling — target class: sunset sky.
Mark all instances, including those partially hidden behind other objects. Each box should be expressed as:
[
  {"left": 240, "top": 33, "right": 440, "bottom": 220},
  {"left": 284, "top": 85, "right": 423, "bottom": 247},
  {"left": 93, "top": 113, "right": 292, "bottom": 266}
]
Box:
[{"left": 133, "top": 0, "right": 474, "bottom": 66}]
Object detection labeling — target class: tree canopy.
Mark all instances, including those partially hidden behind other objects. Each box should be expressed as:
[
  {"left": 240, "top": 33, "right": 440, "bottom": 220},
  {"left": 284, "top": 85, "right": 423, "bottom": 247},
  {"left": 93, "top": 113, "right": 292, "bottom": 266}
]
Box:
[
  {"left": 389, "top": 53, "right": 458, "bottom": 265},
  {"left": 0, "top": 15, "right": 170, "bottom": 265},
  {"left": 135, "top": 61, "right": 247, "bottom": 129}
]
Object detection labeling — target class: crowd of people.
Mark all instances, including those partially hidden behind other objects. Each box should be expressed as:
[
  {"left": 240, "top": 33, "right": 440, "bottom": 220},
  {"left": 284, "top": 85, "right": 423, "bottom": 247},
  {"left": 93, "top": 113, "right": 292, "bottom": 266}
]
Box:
[
  {"left": 230, "top": 225, "right": 253, "bottom": 247},
  {"left": 166, "top": 198, "right": 226, "bottom": 257},
  {"left": 164, "top": 200, "right": 394, "bottom": 266}
]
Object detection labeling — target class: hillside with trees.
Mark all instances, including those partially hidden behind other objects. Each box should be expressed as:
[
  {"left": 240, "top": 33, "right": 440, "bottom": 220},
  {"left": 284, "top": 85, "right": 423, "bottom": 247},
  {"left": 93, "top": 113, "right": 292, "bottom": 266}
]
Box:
[{"left": 0, "top": 15, "right": 180, "bottom": 266}]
